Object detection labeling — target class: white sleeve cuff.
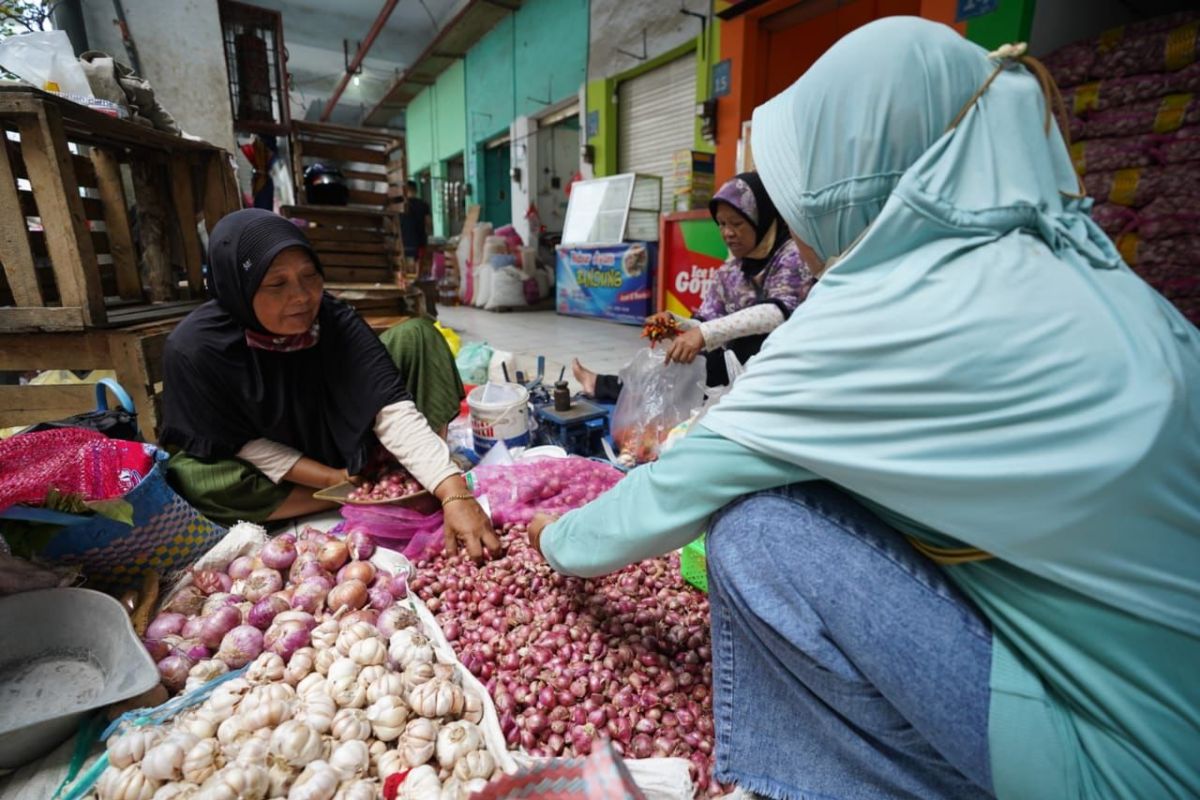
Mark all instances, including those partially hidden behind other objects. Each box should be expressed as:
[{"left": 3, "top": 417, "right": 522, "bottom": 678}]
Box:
[
  {"left": 698, "top": 304, "right": 785, "bottom": 350},
  {"left": 236, "top": 438, "right": 303, "bottom": 484},
  {"left": 374, "top": 400, "right": 461, "bottom": 492},
  {"left": 672, "top": 312, "right": 701, "bottom": 331}
]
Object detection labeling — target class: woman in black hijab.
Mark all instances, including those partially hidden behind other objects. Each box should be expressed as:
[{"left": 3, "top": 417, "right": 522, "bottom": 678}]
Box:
[{"left": 162, "top": 209, "right": 498, "bottom": 559}]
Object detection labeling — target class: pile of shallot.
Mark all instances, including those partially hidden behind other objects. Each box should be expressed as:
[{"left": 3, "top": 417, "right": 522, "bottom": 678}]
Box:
[
  {"left": 101, "top": 530, "right": 502, "bottom": 800},
  {"left": 413, "top": 523, "right": 720, "bottom": 794},
  {"left": 144, "top": 528, "right": 390, "bottom": 693},
  {"left": 347, "top": 467, "right": 423, "bottom": 503}
]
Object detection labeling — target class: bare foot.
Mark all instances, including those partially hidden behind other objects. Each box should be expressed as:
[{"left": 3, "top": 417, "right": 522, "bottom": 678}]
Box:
[{"left": 571, "top": 358, "right": 598, "bottom": 396}]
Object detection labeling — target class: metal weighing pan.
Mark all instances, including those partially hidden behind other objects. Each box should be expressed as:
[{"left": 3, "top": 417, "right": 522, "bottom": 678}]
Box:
[{"left": 0, "top": 588, "right": 159, "bottom": 769}]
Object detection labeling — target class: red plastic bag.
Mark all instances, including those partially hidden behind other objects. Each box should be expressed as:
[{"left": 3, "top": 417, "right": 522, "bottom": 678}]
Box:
[
  {"left": 0, "top": 428, "right": 156, "bottom": 512},
  {"left": 467, "top": 457, "right": 624, "bottom": 525},
  {"left": 340, "top": 504, "right": 445, "bottom": 562}
]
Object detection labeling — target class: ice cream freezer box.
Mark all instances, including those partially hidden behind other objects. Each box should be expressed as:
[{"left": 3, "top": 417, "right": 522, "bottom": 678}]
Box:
[{"left": 555, "top": 242, "right": 657, "bottom": 326}]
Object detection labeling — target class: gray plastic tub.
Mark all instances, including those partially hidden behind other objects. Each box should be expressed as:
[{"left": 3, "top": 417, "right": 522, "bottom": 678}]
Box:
[{"left": 0, "top": 587, "right": 159, "bottom": 769}]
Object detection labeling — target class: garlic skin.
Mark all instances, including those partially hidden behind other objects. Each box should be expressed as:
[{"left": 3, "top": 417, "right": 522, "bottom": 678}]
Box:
[
  {"left": 312, "top": 620, "right": 340, "bottom": 651},
  {"left": 296, "top": 689, "right": 337, "bottom": 734},
  {"left": 247, "top": 652, "right": 287, "bottom": 684},
  {"left": 333, "top": 779, "right": 379, "bottom": 800},
  {"left": 182, "top": 738, "right": 223, "bottom": 785},
  {"left": 177, "top": 708, "right": 220, "bottom": 741},
  {"left": 269, "top": 719, "right": 325, "bottom": 767},
  {"left": 335, "top": 622, "right": 378, "bottom": 656},
  {"left": 399, "top": 764, "right": 442, "bottom": 800},
  {"left": 349, "top": 637, "right": 387, "bottom": 667},
  {"left": 238, "top": 696, "right": 293, "bottom": 731},
  {"left": 96, "top": 763, "right": 161, "bottom": 800},
  {"left": 374, "top": 748, "right": 405, "bottom": 780},
  {"left": 234, "top": 734, "right": 271, "bottom": 768},
  {"left": 399, "top": 718, "right": 438, "bottom": 767},
  {"left": 106, "top": 727, "right": 164, "bottom": 769},
  {"left": 388, "top": 629, "right": 434, "bottom": 669},
  {"left": 314, "top": 646, "right": 338, "bottom": 676},
  {"left": 195, "top": 763, "right": 270, "bottom": 800},
  {"left": 285, "top": 647, "right": 317, "bottom": 685},
  {"left": 461, "top": 690, "right": 484, "bottom": 725},
  {"left": 366, "top": 672, "right": 405, "bottom": 705},
  {"left": 452, "top": 749, "right": 495, "bottom": 782},
  {"left": 326, "top": 656, "right": 361, "bottom": 683},
  {"left": 356, "top": 664, "right": 386, "bottom": 689},
  {"left": 328, "top": 738, "right": 371, "bottom": 781},
  {"left": 207, "top": 679, "right": 251, "bottom": 719},
  {"left": 287, "top": 759, "right": 340, "bottom": 800},
  {"left": 408, "top": 678, "right": 464, "bottom": 719},
  {"left": 435, "top": 721, "right": 482, "bottom": 771},
  {"left": 244, "top": 682, "right": 296, "bottom": 708},
  {"left": 141, "top": 732, "right": 199, "bottom": 781},
  {"left": 366, "top": 696, "right": 409, "bottom": 742},
  {"left": 152, "top": 783, "right": 200, "bottom": 800},
  {"left": 296, "top": 673, "right": 327, "bottom": 699},
  {"left": 186, "top": 659, "right": 229, "bottom": 693},
  {"left": 327, "top": 675, "right": 368, "bottom": 709},
  {"left": 399, "top": 661, "right": 436, "bottom": 692},
  {"left": 331, "top": 707, "right": 372, "bottom": 742}
]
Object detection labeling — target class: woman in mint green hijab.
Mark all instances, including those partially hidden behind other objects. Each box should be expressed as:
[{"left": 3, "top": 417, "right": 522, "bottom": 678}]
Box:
[{"left": 530, "top": 17, "right": 1200, "bottom": 800}]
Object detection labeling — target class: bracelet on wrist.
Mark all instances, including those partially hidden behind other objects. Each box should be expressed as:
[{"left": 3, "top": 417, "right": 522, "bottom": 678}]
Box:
[{"left": 440, "top": 493, "right": 475, "bottom": 507}]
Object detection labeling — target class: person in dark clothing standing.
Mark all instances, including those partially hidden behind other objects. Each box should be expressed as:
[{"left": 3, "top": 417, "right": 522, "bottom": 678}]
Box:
[{"left": 399, "top": 179, "right": 432, "bottom": 267}]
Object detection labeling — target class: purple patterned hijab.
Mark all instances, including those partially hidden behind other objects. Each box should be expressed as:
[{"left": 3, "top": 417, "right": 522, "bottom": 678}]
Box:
[{"left": 708, "top": 172, "right": 788, "bottom": 276}]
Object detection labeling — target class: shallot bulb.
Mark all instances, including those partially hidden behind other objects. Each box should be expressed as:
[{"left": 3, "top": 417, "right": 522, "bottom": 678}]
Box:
[
  {"left": 345, "top": 530, "right": 375, "bottom": 561},
  {"left": 157, "top": 654, "right": 193, "bottom": 693},
  {"left": 145, "top": 612, "right": 187, "bottom": 641},
  {"left": 191, "top": 568, "right": 231, "bottom": 596},
  {"left": 259, "top": 536, "right": 298, "bottom": 570},
  {"left": 243, "top": 568, "right": 283, "bottom": 603},
  {"left": 337, "top": 560, "right": 375, "bottom": 585},
  {"left": 197, "top": 606, "right": 241, "bottom": 649},
  {"left": 216, "top": 625, "right": 263, "bottom": 668},
  {"left": 247, "top": 594, "right": 290, "bottom": 630},
  {"left": 317, "top": 540, "right": 349, "bottom": 573},
  {"left": 326, "top": 579, "right": 368, "bottom": 613},
  {"left": 226, "top": 555, "right": 257, "bottom": 580}
]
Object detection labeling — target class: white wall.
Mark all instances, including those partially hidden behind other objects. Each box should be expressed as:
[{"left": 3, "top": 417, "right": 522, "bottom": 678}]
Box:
[
  {"left": 588, "top": 0, "right": 709, "bottom": 79},
  {"left": 80, "top": 0, "right": 236, "bottom": 153}
]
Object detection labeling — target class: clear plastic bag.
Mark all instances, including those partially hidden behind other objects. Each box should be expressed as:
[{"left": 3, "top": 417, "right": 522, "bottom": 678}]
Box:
[{"left": 611, "top": 347, "right": 707, "bottom": 463}]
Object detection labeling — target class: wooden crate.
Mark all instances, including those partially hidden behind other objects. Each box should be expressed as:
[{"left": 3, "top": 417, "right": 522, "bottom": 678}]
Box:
[
  {"left": 0, "top": 317, "right": 182, "bottom": 440},
  {"left": 0, "top": 88, "right": 240, "bottom": 333}
]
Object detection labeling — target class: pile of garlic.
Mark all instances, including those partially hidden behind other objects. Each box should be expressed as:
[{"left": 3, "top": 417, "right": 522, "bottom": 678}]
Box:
[{"left": 94, "top": 616, "right": 498, "bottom": 800}]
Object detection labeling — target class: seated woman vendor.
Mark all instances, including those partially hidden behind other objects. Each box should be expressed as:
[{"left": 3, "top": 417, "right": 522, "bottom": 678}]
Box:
[
  {"left": 573, "top": 172, "right": 813, "bottom": 400},
  {"left": 161, "top": 209, "right": 498, "bottom": 559}
]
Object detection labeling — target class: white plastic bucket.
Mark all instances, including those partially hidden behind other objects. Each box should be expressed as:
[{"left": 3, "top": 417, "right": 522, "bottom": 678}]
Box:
[{"left": 468, "top": 382, "right": 530, "bottom": 455}]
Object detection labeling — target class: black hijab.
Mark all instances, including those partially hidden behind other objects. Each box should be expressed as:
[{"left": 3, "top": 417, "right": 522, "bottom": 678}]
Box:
[
  {"left": 708, "top": 172, "right": 789, "bottom": 278},
  {"left": 159, "top": 209, "right": 409, "bottom": 473}
]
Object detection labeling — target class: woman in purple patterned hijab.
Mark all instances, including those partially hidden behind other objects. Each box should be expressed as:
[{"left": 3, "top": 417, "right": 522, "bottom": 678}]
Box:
[{"left": 574, "top": 172, "right": 814, "bottom": 399}]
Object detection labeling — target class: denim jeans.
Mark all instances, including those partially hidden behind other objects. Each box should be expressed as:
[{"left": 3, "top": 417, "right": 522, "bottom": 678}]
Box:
[{"left": 707, "top": 482, "right": 994, "bottom": 800}]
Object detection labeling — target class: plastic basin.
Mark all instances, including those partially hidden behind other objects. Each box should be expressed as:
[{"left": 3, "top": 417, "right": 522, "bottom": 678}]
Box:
[{"left": 0, "top": 588, "right": 159, "bottom": 769}]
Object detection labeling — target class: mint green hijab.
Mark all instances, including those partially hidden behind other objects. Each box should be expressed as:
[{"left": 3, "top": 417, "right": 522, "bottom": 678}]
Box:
[{"left": 702, "top": 17, "right": 1200, "bottom": 635}]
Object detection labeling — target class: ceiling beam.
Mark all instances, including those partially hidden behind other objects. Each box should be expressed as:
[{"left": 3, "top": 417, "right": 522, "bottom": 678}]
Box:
[{"left": 320, "top": 0, "right": 402, "bottom": 122}]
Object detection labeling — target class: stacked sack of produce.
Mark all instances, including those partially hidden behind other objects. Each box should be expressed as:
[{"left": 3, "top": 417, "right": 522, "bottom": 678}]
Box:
[{"left": 1043, "top": 11, "right": 1200, "bottom": 324}]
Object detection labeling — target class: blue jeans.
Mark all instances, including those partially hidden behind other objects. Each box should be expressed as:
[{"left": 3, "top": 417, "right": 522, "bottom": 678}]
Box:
[{"left": 707, "top": 483, "right": 994, "bottom": 800}]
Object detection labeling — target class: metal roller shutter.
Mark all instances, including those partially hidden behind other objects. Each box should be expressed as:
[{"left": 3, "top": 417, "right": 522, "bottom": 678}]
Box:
[{"left": 618, "top": 52, "right": 697, "bottom": 207}]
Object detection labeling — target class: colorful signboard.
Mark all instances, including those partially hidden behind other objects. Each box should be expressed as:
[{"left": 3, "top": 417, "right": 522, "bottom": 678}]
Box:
[
  {"left": 656, "top": 211, "right": 727, "bottom": 318},
  {"left": 556, "top": 242, "right": 657, "bottom": 325}
]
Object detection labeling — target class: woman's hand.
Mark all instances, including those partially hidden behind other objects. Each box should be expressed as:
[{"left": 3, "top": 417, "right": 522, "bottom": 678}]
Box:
[
  {"left": 435, "top": 475, "right": 501, "bottom": 560},
  {"left": 664, "top": 327, "right": 705, "bottom": 364},
  {"left": 529, "top": 513, "right": 559, "bottom": 559}
]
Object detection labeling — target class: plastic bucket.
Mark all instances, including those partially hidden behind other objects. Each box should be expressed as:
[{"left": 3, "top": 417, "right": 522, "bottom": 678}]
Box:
[{"left": 468, "top": 382, "right": 531, "bottom": 455}]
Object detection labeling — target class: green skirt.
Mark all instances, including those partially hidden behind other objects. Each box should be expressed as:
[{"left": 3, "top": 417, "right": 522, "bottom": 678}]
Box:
[
  {"left": 166, "top": 450, "right": 292, "bottom": 528},
  {"left": 379, "top": 316, "right": 466, "bottom": 431}
]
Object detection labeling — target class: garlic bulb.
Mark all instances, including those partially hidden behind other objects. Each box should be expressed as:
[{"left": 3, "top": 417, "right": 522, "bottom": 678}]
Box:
[
  {"left": 269, "top": 720, "right": 325, "bottom": 767},
  {"left": 286, "top": 647, "right": 317, "bottom": 685},
  {"left": 329, "top": 739, "right": 370, "bottom": 781},
  {"left": 152, "top": 783, "right": 199, "bottom": 800},
  {"left": 96, "top": 763, "right": 161, "bottom": 800},
  {"left": 408, "top": 678, "right": 464, "bottom": 719},
  {"left": 195, "top": 763, "right": 269, "bottom": 800},
  {"left": 178, "top": 708, "right": 220, "bottom": 741},
  {"left": 333, "top": 779, "right": 380, "bottom": 800},
  {"left": 312, "top": 619, "right": 340, "bottom": 650},
  {"left": 374, "top": 748, "right": 405, "bottom": 780},
  {"left": 327, "top": 675, "right": 368, "bottom": 709},
  {"left": 234, "top": 734, "right": 271, "bottom": 768},
  {"left": 331, "top": 707, "right": 372, "bottom": 742},
  {"left": 400, "top": 662, "right": 436, "bottom": 691},
  {"left": 435, "top": 721, "right": 482, "bottom": 771},
  {"left": 296, "top": 673, "right": 327, "bottom": 699},
  {"left": 296, "top": 689, "right": 337, "bottom": 734},
  {"left": 216, "top": 716, "right": 248, "bottom": 750},
  {"left": 335, "top": 622, "right": 377, "bottom": 656},
  {"left": 182, "top": 738, "right": 223, "bottom": 785},
  {"left": 452, "top": 749, "right": 494, "bottom": 782},
  {"left": 245, "top": 682, "right": 296, "bottom": 708},
  {"left": 356, "top": 664, "right": 386, "bottom": 689},
  {"left": 239, "top": 696, "right": 293, "bottom": 731},
  {"left": 287, "top": 759, "right": 340, "bottom": 800},
  {"left": 399, "top": 718, "right": 438, "bottom": 767},
  {"left": 247, "top": 652, "right": 286, "bottom": 684},
  {"left": 431, "top": 664, "right": 458, "bottom": 684},
  {"left": 106, "top": 727, "right": 164, "bottom": 769},
  {"left": 388, "top": 629, "right": 434, "bottom": 669},
  {"left": 367, "top": 673, "right": 406, "bottom": 705},
  {"left": 268, "top": 760, "right": 297, "bottom": 798},
  {"left": 314, "top": 646, "right": 339, "bottom": 676},
  {"left": 141, "top": 732, "right": 199, "bottom": 781},
  {"left": 440, "top": 776, "right": 485, "bottom": 800},
  {"left": 186, "top": 659, "right": 229, "bottom": 692},
  {"left": 461, "top": 690, "right": 484, "bottom": 725},
  {"left": 366, "top": 696, "right": 409, "bottom": 742},
  {"left": 208, "top": 678, "right": 251, "bottom": 718},
  {"left": 398, "top": 764, "right": 442, "bottom": 800},
  {"left": 349, "top": 637, "right": 387, "bottom": 667},
  {"left": 326, "top": 656, "right": 360, "bottom": 683}
]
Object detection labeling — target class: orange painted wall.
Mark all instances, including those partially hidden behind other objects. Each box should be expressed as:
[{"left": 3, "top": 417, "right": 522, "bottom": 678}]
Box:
[{"left": 714, "top": 0, "right": 966, "bottom": 184}]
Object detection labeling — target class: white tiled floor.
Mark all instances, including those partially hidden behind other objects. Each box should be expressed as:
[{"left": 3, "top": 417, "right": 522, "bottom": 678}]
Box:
[{"left": 435, "top": 306, "right": 644, "bottom": 392}]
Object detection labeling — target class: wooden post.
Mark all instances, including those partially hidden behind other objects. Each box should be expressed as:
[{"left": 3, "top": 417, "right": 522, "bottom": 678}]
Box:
[
  {"left": 17, "top": 102, "right": 107, "bottom": 326},
  {"left": 90, "top": 147, "right": 143, "bottom": 301},
  {"left": 0, "top": 136, "right": 42, "bottom": 306},
  {"left": 202, "top": 152, "right": 240, "bottom": 233},
  {"left": 131, "top": 158, "right": 173, "bottom": 302},
  {"left": 169, "top": 155, "right": 204, "bottom": 294}
]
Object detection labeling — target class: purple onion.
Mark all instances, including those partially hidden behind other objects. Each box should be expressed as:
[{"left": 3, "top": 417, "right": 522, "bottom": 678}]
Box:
[
  {"left": 243, "top": 568, "right": 283, "bottom": 602},
  {"left": 259, "top": 537, "right": 297, "bottom": 571},
  {"left": 346, "top": 529, "right": 375, "bottom": 561},
  {"left": 181, "top": 617, "right": 204, "bottom": 640},
  {"left": 216, "top": 625, "right": 263, "bottom": 668},
  {"left": 157, "top": 654, "right": 192, "bottom": 692},
  {"left": 172, "top": 638, "right": 211, "bottom": 661},
  {"left": 290, "top": 579, "right": 329, "bottom": 614},
  {"left": 202, "top": 592, "right": 244, "bottom": 617},
  {"left": 142, "top": 637, "right": 170, "bottom": 662},
  {"left": 197, "top": 605, "right": 241, "bottom": 649},
  {"left": 272, "top": 610, "right": 317, "bottom": 630},
  {"left": 227, "top": 555, "right": 257, "bottom": 580},
  {"left": 264, "top": 620, "right": 311, "bottom": 661},
  {"left": 388, "top": 573, "right": 409, "bottom": 599},
  {"left": 145, "top": 612, "right": 187, "bottom": 641},
  {"left": 367, "top": 586, "right": 393, "bottom": 611},
  {"left": 162, "top": 585, "right": 205, "bottom": 616},
  {"left": 377, "top": 605, "right": 418, "bottom": 638},
  {"left": 248, "top": 594, "right": 290, "bottom": 629}
]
